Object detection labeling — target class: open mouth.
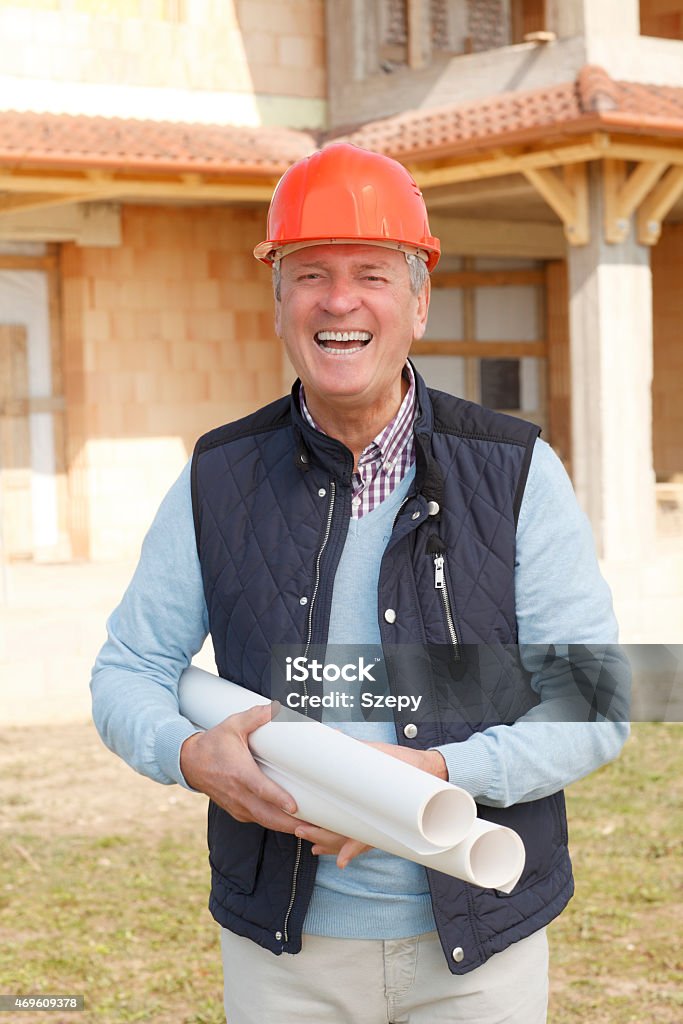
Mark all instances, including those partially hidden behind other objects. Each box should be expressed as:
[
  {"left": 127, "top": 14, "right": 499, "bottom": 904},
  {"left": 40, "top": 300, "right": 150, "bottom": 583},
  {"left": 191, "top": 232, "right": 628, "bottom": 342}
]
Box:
[{"left": 315, "top": 330, "right": 373, "bottom": 355}]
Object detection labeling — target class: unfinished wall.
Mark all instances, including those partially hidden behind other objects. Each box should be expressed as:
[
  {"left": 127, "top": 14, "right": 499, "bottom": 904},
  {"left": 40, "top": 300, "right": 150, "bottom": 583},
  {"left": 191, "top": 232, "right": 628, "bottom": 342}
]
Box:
[
  {"left": 61, "top": 204, "right": 282, "bottom": 561},
  {"left": 651, "top": 221, "right": 683, "bottom": 479},
  {"left": 326, "top": 0, "right": 586, "bottom": 128},
  {"left": 0, "top": 0, "right": 325, "bottom": 125}
]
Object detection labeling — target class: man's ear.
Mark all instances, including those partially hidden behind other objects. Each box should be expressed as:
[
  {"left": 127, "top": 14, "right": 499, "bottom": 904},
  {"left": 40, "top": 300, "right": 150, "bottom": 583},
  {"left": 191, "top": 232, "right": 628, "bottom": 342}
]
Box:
[{"left": 412, "top": 278, "right": 430, "bottom": 342}]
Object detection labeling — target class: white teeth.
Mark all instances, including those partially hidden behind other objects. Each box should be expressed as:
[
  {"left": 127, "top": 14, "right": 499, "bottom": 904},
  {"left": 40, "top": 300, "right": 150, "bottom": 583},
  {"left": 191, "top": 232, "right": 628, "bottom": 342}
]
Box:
[
  {"left": 316, "top": 330, "right": 372, "bottom": 342},
  {"left": 321, "top": 345, "right": 364, "bottom": 355}
]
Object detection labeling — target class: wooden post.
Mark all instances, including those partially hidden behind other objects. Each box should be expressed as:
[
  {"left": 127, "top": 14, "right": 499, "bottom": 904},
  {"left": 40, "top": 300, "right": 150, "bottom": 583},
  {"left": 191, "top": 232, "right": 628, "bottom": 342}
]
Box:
[{"left": 0, "top": 325, "right": 32, "bottom": 560}]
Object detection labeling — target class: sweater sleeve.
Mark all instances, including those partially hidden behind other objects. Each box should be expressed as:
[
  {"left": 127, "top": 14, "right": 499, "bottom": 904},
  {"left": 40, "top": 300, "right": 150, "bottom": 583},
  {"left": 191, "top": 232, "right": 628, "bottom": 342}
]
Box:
[
  {"left": 434, "top": 438, "right": 630, "bottom": 806},
  {"left": 90, "top": 460, "right": 210, "bottom": 788}
]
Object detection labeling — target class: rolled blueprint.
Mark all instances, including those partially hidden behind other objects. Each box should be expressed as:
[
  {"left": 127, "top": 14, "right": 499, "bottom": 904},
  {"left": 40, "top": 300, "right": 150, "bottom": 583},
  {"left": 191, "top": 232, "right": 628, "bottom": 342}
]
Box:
[{"left": 178, "top": 665, "right": 525, "bottom": 892}]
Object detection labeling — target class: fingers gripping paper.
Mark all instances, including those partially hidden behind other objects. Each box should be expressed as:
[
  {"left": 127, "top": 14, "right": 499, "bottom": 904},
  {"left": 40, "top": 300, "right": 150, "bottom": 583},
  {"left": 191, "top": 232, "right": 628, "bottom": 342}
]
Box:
[{"left": 178, "top": 666, "right": 525, "bottom": 892}]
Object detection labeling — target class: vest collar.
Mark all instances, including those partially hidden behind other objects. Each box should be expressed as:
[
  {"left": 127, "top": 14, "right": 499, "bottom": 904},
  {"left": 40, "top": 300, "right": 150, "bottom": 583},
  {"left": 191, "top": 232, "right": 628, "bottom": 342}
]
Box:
[{"left": 288, "top": 364, "right": 444, "bottom": 507}]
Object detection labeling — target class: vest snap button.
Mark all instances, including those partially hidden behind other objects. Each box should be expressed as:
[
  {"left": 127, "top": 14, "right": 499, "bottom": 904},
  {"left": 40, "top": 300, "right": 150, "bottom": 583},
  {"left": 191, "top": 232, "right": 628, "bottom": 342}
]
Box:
[
  {"left": 451, "top": 946, "right": 464, "bottom": 963},
  {"left": 411, "top": 510, "right": 420, "bottom": 520},
  {"left": 275, "top": 931, "right": 283, "bottom": 941},
  {"left": 427, "top": 500, "right": 440, "bottom": 516},
  {"left": 299, "top": 596, "right": 308, "bottom": 606},
  {"left": 403, "top": 723, "right": 418, "bottom": 739},
  {"left": 318, "top": 488, "right": 326, "bottom": 497},
  {"left": 384, "top": 608, "right": 397, "bottom": 624}
]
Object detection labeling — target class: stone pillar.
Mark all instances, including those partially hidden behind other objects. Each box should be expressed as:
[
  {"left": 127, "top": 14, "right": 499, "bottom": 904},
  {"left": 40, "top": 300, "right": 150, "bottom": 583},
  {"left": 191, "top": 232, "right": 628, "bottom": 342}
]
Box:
[
  {"left": 567, "top": 163, "right": 656, "bottom": 561},
  {"left": 546, "top": 0, "right": 639, "bottom": 39}
]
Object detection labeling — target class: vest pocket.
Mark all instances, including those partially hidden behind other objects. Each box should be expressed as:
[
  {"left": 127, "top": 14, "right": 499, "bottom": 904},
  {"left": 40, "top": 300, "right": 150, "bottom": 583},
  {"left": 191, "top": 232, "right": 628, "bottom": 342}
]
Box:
[
  {"left": 208, "top": 800, "right": 266, "bottom": 895},
  {"left": 427, "top": 539, "right": 462, "bottom": 661},
  {"left": 482, "top": 794, "right": 565, "bottom": 896}
]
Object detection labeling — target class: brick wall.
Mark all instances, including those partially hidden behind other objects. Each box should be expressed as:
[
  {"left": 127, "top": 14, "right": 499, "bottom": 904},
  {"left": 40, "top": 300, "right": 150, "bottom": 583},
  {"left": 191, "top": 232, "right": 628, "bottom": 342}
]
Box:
[
  {"left": 651, "top": 221, "right": 683, "bottom": 479},
  {"left": 235, "top": 0, "right": 326, "bottom": 98},
  {"left": 0, "top": 0, "right": 325, "bottom": 101},
  {"left": 61, "top": 204, "right": 282, "bottom": 560}
]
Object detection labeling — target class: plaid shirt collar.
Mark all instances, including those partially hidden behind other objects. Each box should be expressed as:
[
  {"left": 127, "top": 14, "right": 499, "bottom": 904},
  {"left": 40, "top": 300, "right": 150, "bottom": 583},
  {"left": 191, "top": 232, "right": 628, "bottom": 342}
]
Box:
[{"left": 299, "top": 363, "right": 416, "bottom": 517}]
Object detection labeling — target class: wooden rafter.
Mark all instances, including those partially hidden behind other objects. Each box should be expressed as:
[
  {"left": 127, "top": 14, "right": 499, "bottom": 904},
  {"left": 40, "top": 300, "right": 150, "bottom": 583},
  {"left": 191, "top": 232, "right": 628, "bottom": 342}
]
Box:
[
  {"left": 0, "top": 171, "right": 277, "bottom": 206},
  {"left": 597, "top": 138, "right": 683, "bottom": 166},
  {"left": 523, "top": 164, "right": 589, "bottom": 245},
  {"left": 411, "top": 136, "right": 602, "bottom": 190},
  {"left": 411, "top": 340, "right": 547, "bottom": 358},
  {"left": 637, "top": 165, "right": 683, "bottom": 245},
  {"left": 0, "top": 254, "right": 56, "bottom": 270},
  {"left": 603, "top": 159, "right": 669, "bottom": 243},
  {"left": 0, "top": 191, "right": 98, "bottom": 215},
  {"left": 0, "top": 130, "right": 679, "bottom": 246},
  {"left": 432, "top": 269, "right": 545, "bottom": 288}
]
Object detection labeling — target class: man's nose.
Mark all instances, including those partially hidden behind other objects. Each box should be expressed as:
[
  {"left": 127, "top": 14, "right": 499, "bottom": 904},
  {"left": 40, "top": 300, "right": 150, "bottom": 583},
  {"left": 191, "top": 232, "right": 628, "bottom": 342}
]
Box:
[{"left": 320, "top": 279, "right": 362, "bottom": 316}]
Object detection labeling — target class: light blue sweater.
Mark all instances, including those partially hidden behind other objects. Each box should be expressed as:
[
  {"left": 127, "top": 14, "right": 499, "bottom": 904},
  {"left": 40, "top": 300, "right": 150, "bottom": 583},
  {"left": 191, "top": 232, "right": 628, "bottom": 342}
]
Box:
[{"left": 91, "top": 437, "right": 629, "bottom": 938}]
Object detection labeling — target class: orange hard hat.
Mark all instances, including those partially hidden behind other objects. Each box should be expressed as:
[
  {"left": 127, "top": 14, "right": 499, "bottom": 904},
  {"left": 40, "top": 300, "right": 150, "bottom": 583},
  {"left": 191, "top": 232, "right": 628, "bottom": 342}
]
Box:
[{"left": 253, "top": 142, "right": 440, "bottom": 272}]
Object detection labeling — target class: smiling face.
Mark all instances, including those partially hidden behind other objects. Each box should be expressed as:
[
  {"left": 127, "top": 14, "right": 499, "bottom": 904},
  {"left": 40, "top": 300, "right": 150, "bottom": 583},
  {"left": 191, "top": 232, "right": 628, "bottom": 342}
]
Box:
[{"left": 274, "top": 243, "right": 430, "bottom": 432}]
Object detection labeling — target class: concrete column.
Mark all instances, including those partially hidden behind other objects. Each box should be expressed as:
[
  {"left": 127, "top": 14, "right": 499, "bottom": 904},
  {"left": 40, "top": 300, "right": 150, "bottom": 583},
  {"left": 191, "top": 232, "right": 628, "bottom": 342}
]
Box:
[
  {"left": 546, "top": 0, "right": 639, "bottom": 39},
  {"left": 567, "top": 163, "right": 656, "bottom": 561}
]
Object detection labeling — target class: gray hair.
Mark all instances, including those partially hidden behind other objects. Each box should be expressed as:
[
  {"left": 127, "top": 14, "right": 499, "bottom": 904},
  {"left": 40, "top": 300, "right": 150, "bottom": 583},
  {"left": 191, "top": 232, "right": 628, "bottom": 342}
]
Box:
[{"left": 271, "top": 251, "right": 429, "bottom": 303}]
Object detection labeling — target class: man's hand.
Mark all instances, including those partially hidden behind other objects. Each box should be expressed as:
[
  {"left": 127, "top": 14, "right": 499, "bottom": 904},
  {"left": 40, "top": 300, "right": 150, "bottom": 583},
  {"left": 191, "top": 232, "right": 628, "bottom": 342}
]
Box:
[
  {"left": 180, "top": 715, "right": 448, "bottom": 868},
  {"left": 293, "top": 824, "right": 371, "bottom": 869},
  {"left": 179, "top": 704, "right": 304, "bottom": 834},
  {"left": 293, "top": 741, "right": 448, "bottom": 869},
  {"left": 366, "top": 741, "right": 449, "bottom": 780}
]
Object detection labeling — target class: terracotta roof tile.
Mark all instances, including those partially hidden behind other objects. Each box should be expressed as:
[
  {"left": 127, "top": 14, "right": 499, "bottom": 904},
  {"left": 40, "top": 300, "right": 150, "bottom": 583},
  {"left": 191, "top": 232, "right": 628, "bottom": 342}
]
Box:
[
  {"left": 0, "top": 110, "right": 315, "bottom": 176},
  {"left": 0, "top": 67, "right": 682, "bottom": 178},
  {"left": 333, "top": 65, "right": 683, "bottom": 159}
]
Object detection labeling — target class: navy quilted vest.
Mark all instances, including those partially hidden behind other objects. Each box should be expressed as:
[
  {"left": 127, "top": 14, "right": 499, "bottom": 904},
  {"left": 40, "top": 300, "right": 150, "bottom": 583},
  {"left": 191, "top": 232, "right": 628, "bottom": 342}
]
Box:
[{"left": 191, "top": 368, "right": 574, "bottom": 974}]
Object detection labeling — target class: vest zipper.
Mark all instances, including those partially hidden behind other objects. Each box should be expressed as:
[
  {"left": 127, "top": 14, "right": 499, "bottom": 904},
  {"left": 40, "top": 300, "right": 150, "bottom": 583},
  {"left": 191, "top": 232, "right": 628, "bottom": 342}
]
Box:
[
  {"left": 433, "top": 552, "right": 461, "bottom": 662},
  {"left": 282, "top": 479, "right": 336, "bottom": 945}
]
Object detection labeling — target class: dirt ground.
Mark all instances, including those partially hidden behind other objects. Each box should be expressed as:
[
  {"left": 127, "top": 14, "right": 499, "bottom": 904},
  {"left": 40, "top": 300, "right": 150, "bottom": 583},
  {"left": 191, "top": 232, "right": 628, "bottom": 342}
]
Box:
[
  {"left": 0, "top": 721, "right": 208, "bottom": 841},
  {"left": 2, "top": 722, "right": 681, "bottom": 1024}
]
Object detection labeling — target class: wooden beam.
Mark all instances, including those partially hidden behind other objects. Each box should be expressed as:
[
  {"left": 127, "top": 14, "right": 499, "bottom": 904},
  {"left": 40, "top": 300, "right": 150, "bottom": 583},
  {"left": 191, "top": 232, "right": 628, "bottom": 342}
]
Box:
[
  {"left": 523, "top": 164, "right": 589, "bottom": 245},
  {"left": 0, "top": 254, "right": 56, "bottom": 271},
  {"left": 563, "top": 163, "right": 589, "bottom": 246},
  {"left": 432, "top": 270, "right": 545, "bottom": 288},
  {"left": 0, "top": 191, "right": 97, "bottom": 215},
  {"left": 407, "top": 0, "right": 428, "bottom": 69},
  {"left": 545, "top": 260, "right": 572, "bottom": 474},
  {"left": 0, "top": 172, "right": 276, "bottom": 203},
  {"left": 637, "top": 166, "right": 683, "bottom": 245},
  {"left": 462, "top": 257, "right": 478, "bottom": 404},
  {"left": 431, "top": 215, "right": 565, "bottom": 259},
  {"left": 0, "top": 395, "right": 67, "bottom": 416},
  {"left": 598, "top": 138, "right": 683, "bottom": 167},
  {"left": 424, "top": 175, "right": 535, "bottom": 210},
  {"left": 603, "top": 158, "right": 669, "bottom": 243},
  {"left": 524, "top": 169, "right": 575, "bottom": 225},
  {"left": 411, "top": 137, "right": 604, "bottom": 189},
  {"left": 411, "top": 340, "right": 548, "bottom": 357},
  {"left": 414, "top": 136, "right": 683, "bottom": 193}
]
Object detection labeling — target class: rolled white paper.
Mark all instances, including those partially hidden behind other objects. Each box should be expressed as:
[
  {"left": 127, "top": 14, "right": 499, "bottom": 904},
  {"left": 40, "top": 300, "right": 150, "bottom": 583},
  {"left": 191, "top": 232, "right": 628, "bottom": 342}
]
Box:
[{"left": 178, "top": 665, "right": 525, "bottom": 892}]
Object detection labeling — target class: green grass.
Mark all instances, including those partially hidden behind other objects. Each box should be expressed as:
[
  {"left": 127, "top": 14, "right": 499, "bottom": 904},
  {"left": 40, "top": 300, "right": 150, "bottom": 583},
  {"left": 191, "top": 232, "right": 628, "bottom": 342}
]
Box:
[
  {"left": 0, "top": 831, "right": 224, "bottom": 1023},
  {"left": 1, "top": 723, "right": 681, "bottom": 1023},
  {"left": 548, "top": 723, "right": 683, "bottom": 1023}
]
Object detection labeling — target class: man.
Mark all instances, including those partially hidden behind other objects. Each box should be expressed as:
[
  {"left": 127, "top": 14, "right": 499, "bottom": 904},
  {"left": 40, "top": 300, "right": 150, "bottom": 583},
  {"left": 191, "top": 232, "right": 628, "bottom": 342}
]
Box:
[{"left": 91, "top": 143, "right": 628, "bottom": 1023}]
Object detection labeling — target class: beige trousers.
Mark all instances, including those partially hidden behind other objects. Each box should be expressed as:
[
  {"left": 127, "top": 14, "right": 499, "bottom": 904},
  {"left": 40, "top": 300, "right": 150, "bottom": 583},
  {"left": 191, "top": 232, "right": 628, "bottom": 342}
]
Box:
[{"left": 220, "top": 926, "right": 548, "bottom": 1024}]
